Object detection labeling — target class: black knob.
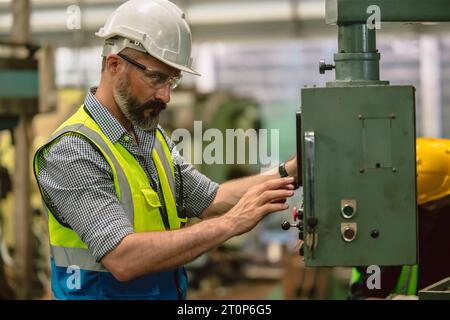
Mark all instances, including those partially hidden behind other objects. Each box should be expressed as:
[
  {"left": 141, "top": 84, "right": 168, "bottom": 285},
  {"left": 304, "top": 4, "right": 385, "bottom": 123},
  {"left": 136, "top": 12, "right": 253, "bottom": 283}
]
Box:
[
  {"left": 319, "top": 59, "right": 335, "bottom": 74},
  {"left": 296, "top": 209, "right": 303, "bottom": 221},
  {"left": 342, "top": 204, "right": 354, "bottom": 217},
  {"left": 307, "top": 217, "right": 318, "bottom": 228},
  {"left": 281, "top": 221, "right": 291, "bottom": 230},
  {"left": 371, "top": 229, "right": 379, "bottom": 238},
  {"left": 343, "top": 227, "right": 356, "bottom": 241},
  {"left": 299, "top": 245, "right": 304, "bottom": 257}
]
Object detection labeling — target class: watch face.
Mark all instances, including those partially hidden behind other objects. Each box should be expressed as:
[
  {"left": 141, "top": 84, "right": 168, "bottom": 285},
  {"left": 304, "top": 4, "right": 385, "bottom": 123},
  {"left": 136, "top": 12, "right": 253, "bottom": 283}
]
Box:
[{"left": 279, "top": 163, "right": 289, "bottom": 177}]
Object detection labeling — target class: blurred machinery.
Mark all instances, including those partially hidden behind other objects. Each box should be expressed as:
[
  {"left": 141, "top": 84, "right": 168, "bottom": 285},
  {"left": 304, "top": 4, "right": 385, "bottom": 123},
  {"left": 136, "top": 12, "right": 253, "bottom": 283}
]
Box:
[
  {"left": 160, "top": 89, "right": 262, "bottom": 182},
  {"left": 196, "top": 93, "right": 262, "bottom": 182},
  {"left": 419, "top": 277, "right": 450, "bottom": 300},
  {"left": 280, "top": 0, "right": 450, "bottom": 298},
  {"left": 414, "top": 138, "right": 450, "bottom": 299},
  {"left": 0, "top": 0, "right": 57, "bottom": 300},
  {"left": 0, "top": 159, "right": 13, "bottom": 299},
  {"left": 161, "top": 88, "right": 267, "bottom": 296},
  {"left": 0, "top": 40, "right": 56, "bottom": 299}
]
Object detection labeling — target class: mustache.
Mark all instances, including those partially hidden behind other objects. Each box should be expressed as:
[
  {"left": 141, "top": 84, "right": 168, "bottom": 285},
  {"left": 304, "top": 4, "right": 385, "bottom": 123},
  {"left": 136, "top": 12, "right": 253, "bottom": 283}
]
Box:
[{"left": 131, "top": 99, "right": 167, "bottom": 114}]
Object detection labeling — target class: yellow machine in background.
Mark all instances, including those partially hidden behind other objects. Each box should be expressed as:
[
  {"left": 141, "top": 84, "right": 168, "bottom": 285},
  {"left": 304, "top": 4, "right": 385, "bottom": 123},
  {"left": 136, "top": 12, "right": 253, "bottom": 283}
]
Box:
[
  {"left": 417, "top": 137, "right": 450, "bottom": 208},
  {"left": 416, "top": 138, "right": 450, "bottom": 299}
]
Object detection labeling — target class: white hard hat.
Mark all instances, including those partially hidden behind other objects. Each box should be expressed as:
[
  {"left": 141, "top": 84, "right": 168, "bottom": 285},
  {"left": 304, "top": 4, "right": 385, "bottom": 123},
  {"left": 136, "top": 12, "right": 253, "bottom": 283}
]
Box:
[{"left": 96, "top": 0, "right": 200, "bottom": 75}]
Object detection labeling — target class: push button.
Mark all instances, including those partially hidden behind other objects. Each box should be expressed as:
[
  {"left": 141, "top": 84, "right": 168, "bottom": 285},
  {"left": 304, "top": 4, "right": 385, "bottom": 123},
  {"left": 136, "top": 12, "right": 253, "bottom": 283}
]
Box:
[
  {"left": 343, "top": 227, "right": 355, "bottom": 241},
  {"left": 341, "top": 199, "right": 357, "bottom": 219},
  {"left": 341, "top": 222, "right": 357, "bottom": 242}
]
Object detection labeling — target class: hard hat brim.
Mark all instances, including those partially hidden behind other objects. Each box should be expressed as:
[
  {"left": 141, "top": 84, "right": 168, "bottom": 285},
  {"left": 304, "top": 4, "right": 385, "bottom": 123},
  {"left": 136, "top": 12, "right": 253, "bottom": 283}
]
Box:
[
  {"left": 161, "top": 59, "right": 201, "bottom": 76},
  {"left": 97, "top": 31, "right": 201, "bottom": 77}
]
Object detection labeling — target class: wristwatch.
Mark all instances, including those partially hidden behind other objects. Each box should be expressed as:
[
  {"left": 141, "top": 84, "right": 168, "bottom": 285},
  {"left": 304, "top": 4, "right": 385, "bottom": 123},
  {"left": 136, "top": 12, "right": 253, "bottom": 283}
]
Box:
[{"left": 278, "top": 162, "right": 289, "bottom": 178}]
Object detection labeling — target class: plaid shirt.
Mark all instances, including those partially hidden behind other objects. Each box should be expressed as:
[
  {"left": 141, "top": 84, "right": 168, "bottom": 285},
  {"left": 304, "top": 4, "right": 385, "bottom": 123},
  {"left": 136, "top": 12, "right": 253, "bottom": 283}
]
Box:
[{"left": 36, "top": 88, "right": 219, "bottom": 261}]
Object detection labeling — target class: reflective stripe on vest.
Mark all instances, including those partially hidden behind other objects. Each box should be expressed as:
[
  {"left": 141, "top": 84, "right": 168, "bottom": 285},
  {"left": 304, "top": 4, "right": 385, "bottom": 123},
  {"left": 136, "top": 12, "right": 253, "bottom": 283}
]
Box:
[
  {"left": 33, "top": 105, "right": 186, "bottom": 299},
  {"left": 47, "top": 123, "right": 134, "bottom": 221}
]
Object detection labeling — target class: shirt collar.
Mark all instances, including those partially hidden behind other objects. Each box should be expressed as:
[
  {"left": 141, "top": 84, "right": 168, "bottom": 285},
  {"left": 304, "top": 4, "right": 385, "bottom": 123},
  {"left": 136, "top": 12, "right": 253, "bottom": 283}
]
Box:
[{"left": 84, "top": 87, "right": 131, "bottom": 144}]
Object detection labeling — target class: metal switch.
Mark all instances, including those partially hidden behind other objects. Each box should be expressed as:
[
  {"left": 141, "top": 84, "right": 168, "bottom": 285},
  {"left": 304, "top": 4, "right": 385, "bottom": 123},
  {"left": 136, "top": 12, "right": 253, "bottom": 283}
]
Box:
[
  {"left": 341, "top": 223, "right": 357, "bottom": 242},
  {"left": 341, "top": 199, "right": 357, "bottom": 219}
]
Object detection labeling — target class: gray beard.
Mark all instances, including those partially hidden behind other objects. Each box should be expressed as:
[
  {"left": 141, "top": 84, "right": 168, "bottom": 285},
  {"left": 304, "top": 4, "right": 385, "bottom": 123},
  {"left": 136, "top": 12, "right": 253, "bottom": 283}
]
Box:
[{"left": 113, "top": 76, "right": 160, "bottom": 131}]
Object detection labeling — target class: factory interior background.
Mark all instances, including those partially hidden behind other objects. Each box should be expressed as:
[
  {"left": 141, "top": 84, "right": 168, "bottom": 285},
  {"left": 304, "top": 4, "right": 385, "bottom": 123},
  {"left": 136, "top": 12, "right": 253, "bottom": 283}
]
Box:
[{"left": 0, "top": 0, "right": 449, "bottom": 300}]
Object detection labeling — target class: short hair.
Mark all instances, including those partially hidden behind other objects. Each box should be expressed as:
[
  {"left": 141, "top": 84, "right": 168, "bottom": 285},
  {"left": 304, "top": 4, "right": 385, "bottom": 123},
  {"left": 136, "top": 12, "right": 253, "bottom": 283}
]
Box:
[
  {"left": 100, "top": 48, "right": 144, "bottom": 73},
  {"left": 101, "top": 56, "right": 106, "bottom": 72}
]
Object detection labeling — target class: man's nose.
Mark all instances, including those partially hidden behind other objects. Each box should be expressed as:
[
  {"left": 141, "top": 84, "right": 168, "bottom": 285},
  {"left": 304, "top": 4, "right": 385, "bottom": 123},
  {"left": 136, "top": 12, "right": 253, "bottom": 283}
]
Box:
[{"left": 154, "top": 83, "right": 171, "bottom": 103}]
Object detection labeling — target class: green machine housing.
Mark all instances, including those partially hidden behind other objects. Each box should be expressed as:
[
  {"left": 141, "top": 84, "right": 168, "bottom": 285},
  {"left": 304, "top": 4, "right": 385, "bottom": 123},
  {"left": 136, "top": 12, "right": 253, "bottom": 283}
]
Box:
[
  {"left": 301, "top": 85, "right": 416, "bottom": 266},
  {"left": 0, "top": 43, "right": 39, "bottom": 119},
  {"left": 0, "top": 42, "right": 56, "bottom": 128},
  {"left": 298, "top": 0, "right": 450, "bottom": 267}
]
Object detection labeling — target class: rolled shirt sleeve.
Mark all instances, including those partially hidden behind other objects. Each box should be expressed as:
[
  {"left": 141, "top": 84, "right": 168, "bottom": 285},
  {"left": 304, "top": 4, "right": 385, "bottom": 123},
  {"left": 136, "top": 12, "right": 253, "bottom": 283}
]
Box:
[{"left": 36, "top": 134, "right": 134, "bottom": 262}]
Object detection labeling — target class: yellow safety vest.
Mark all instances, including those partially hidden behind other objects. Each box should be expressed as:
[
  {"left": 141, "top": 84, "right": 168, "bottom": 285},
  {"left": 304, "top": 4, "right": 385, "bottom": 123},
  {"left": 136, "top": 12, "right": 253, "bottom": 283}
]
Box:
[{"left": 34, "top": 105, "right": 187, "bottom": 299}]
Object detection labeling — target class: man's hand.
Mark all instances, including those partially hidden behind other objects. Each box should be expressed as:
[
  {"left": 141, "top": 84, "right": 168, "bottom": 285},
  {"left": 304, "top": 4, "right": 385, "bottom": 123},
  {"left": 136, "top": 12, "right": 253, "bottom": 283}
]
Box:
[
  {"left": 201, "top": 158, "right": 299, "bottom": 219},
  {"left": 223, "top": 177, "right": 295, "bottom": 236},
  {"left": 102, "top": 176, "right": 295, "bottom": 281},
  {"left": 284, "top": 156, "right": 298, "bottom": 186}
]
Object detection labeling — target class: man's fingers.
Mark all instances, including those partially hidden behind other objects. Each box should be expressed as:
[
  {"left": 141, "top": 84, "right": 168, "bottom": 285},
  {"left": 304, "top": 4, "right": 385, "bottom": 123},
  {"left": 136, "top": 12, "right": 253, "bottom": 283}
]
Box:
[
  {"left": 261, "top": 202, "right": 289, "bottom": 215},
  {"left": 270, "top": 198, "right": 287, "bottom": 204},
  {"left": 258, "top": 189, "right": 294, "bottom": 205},
  {"left": 281, "top": 183, "right": 295, "bottom": 190},
  {"left": 256, "top": 177, "right": 295, "bottom": 193}
]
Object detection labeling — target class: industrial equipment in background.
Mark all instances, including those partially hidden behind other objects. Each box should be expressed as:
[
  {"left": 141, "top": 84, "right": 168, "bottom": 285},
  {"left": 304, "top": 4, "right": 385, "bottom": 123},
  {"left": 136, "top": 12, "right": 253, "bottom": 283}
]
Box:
[
  {"left": 196, "top": 92, "right": 262, "bottom": 182},
  {"left": 160, "top": 89, "right": 262, "bottom": 182},
  {"left": 0, "top": 38, "right": 56, "bottom": 298},
  {"left": 281, "top": 0, "right": 450, "bottom": 298},
  {"left": 161, "top": 89, "right": 271, "bottom": 297},
  {"left": 419, "top": 277, "right": 450, "bottom": 300}
]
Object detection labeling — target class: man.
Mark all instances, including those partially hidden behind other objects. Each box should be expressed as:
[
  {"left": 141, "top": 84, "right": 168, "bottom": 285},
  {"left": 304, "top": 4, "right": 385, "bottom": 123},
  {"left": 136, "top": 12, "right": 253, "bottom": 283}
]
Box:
[
  {"left": 33, "top": 0, "right": 297, "bottom": 300},
  {"left": 349, "top": 138, "right": 450, "bottom": 300}
]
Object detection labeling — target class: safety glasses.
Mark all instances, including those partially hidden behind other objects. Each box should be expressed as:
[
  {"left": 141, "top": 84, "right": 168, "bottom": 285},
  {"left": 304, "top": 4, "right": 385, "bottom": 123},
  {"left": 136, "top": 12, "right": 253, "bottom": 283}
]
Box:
[{"left": 118, "top": 53, "right": 182, "bottom": 90}]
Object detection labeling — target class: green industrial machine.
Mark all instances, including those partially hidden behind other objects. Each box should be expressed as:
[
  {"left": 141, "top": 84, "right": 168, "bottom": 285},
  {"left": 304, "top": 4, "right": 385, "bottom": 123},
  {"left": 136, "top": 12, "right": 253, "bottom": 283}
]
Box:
[
  {"left": 282, "top": 0, "right": 450, "bottom": 267},
  {"left": 0, "top": 41, "right": 55, "bottom": 122},
  {"left": 301, "top": 86, "right": 417, "bottom": 267},
  {"left": 0, "top": 42, "right": 56, "bottom": 298},
  {"left": 0, "top": 42, "right": 39, "bottom": 129}
]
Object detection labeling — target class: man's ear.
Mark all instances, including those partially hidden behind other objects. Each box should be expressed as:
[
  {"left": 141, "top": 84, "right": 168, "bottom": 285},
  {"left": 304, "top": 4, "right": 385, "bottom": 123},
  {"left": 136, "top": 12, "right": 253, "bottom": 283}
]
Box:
[{"left": 105, "top": 54, "right": 123, "bottom": 74}]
